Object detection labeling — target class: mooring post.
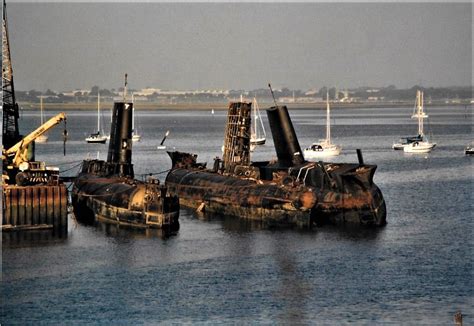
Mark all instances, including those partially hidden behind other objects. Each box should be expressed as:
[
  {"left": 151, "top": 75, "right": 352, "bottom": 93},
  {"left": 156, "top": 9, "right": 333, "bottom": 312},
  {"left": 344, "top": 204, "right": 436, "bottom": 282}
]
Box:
[{"left": 356, "top": 149, "right": 364, "bottom": 165}]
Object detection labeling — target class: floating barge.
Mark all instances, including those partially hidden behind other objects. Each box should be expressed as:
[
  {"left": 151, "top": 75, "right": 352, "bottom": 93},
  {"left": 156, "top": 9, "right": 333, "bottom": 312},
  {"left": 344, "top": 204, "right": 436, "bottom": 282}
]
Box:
[
  {"left": 166, "top": 102, "right": 386, "bottom": 228},
  {"left": 72, "top": 101, "right": 179, "bottom": 230}
]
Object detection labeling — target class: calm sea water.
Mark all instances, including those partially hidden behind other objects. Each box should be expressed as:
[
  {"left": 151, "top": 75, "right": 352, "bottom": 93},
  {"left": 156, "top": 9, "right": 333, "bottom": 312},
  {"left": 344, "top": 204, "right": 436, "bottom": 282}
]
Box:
[{"left": 2, "top": 105, "right": 472, "bottom": 324}]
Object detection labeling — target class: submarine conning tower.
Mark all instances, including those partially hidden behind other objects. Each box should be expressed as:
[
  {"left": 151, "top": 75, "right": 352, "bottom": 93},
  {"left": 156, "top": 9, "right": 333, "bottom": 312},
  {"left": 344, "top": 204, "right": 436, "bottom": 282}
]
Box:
[
  {"left": 266, "top": 105, "right": 305, "bottom": 167},
  {"left": 106, "top": 102, "right": 134, "bottom": 178}
]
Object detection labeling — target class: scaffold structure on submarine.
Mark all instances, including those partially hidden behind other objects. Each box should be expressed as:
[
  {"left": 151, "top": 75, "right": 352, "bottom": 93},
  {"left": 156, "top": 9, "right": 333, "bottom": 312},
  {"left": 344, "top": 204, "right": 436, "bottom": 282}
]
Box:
[{"left": 165, "top": 100, "right": 386, "bottom": 228}]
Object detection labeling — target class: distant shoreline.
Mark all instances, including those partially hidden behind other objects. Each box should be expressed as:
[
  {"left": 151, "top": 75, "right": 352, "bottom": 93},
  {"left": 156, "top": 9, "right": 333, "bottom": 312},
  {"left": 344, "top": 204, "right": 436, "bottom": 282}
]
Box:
[{"left": 19, "top": 101, "right": 471, "bottom": 111}]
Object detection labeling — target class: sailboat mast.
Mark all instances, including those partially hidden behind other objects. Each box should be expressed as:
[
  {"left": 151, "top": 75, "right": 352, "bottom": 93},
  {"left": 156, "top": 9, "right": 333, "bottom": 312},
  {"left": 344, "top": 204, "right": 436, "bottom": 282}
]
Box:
[
  {"left": 418, "top": 90, "right": 424, "bottom": 136},
  {"left": 253, "top": 97, "right": 257, "bottom": 137},
  {"left": 132, "top": 93, "right": 135, "bottom": 132},
  {"left": 97, "top": 92, "right": 100, "bottom": 132},
  {"left": 40, "top": 96, "right": 44, "bottom": 124},
  {"left": 257, "top": 99, "right": 266, "bottom": 137},
  {"left": 326, "top": 91, "right": 330, "bottom": 143}
]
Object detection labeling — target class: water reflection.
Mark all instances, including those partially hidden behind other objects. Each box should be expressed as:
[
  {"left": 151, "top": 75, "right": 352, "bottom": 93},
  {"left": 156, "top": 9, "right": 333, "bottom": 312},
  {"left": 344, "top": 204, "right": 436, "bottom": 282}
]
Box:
[
  {"left": 2, "top": 227, "right": 68, "bottom": 248},
  {"left": 271, "top": 235, "right": 311, "bottom": 324},
  {"left": 190, "top": 208, "right": 269, "bottom": 232},
  {"left": 185, "top": 207, "right": 385, "bottom": 242},
  {"left": 320, "top": 224, "right": 386, "bottom": 242},
  {"left": 75, "top": 217, "right": 178, "bottom": 239}
]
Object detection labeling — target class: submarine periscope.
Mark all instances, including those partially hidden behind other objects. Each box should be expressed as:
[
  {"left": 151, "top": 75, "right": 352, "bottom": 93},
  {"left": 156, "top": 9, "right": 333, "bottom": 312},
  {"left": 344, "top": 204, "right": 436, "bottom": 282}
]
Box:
[
  {"left": 72, "top": 99, "right": 179, "bottom": 230},
  {"left": 165, "top": 101, "right": 386, "bottom": 228}
]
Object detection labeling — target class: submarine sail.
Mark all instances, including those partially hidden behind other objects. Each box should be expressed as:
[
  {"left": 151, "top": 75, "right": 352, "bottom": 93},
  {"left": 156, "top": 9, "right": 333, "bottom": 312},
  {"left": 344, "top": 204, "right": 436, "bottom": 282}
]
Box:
[{"left": 72, "top": 101, "right": 179, "bottom": 230}]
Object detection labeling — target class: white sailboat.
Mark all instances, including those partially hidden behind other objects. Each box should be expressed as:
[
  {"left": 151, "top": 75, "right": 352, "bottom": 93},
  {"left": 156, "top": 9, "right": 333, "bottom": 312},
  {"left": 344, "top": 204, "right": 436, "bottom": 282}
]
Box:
[
  {"left": 132, "top": 93, "right": 141, "bottom": 142},
  {"left": 35, "top": 96, "right": 48, "bottom": 143},
  {"left": 250, "top": 97, "right": 266, "bottom": 145},
  {"left": 393, "top": 90, "right": 431, "bottom": 150},
  {"left": 392, "top": 134, "right": 423, "bottom": 150},
  {"left": 304, "top": 92, "right": 342, "bottom": 159},
  {"left": 85, "top": 92, "right": 108, "bottom": 144},
  {"left": 465, "top": 143, "right": 474, "bottom": 155},
  {"left": 403, "top": 90, "right": 436, "bottom": 153}
]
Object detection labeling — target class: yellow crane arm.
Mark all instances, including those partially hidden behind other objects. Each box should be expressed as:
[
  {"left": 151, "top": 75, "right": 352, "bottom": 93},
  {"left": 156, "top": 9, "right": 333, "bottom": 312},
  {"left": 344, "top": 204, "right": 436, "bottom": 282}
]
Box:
[{"left": 5, "top": 112, "right": 67, "bottom": 167}]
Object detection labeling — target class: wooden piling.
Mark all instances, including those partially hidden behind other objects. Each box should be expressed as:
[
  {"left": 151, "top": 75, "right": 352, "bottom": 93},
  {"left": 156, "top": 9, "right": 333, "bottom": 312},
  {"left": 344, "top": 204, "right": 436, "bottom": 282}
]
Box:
[
  {"left": 53, "top": 186, "right": 60, "bottom": 229},
  {"left": 11, "top": 187, "right": 18, "bottom": 226},
  {"left": 60, "top": 186, "right": 68, "bottom": 229},
  {"left": 25, "top": 187, "right": 32, "bottom": 226},
  {"left": 2, "top": 185, "right": 68, "bottom": 231},
  {"left": 32, "top": 186, "right": 39, "bottom": 225},
  {"left": 4, "top": 188, "right": 11, "bottom": 225},
  {"left": 39, "top": 187, "right": 47, "bottom": 224},
  {"left": 18, "top": 187, "right": 25, "bottom": 226},
  {"left": 46, "top": 186, "right": 54, "bottom": 226}
]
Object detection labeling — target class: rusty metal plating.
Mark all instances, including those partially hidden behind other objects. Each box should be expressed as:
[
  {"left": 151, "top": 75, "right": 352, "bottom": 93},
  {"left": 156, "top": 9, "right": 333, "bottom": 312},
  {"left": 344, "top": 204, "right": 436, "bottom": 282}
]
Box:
[{"left": 166, "top": 103, "right": 386, "bottom": 228}]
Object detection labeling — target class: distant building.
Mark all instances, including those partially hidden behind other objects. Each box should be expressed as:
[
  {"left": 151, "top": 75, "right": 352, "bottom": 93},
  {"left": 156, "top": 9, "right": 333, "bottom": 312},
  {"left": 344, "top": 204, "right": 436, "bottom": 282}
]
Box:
[
  {"left": 367, "top": 96, "right": 385, "bottom": 102},
  {"left": 63, "top": 89, "right": 90, "bottom": 97}
]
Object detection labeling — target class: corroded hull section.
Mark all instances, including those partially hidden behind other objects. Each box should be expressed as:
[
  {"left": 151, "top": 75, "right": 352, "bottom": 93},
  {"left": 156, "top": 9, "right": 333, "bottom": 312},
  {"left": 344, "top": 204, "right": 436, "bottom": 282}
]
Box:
[
  {"left": 166, "top": 161, "right": 386, "bottom": 228},
  {"left": 165, "top": 102, "right": 386, "bottom": 229},
  {"left": 72, "top": 164, "right": 179, "bottom": 230},
  {"left": 166, "top": 168, "right": 315, "bottom": 228},
  {"left": 309, "top": 163, "right": 386, "bottom": 226}
]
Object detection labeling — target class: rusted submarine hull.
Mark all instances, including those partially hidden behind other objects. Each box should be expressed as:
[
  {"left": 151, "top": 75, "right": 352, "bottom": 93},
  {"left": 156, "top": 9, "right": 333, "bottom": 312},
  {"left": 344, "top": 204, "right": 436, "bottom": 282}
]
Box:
[
  {"left": 166, "top": 167, "right": 316, "bottom": 227},
  {"left": 72, "top": 101, "right": 179, "bottom": 230},
  {"left": 165, "top": 103, "right": 386, "bottom": 228},
  {"left": 308, "top": 163, "right": 386, "bottom": 226},
  {"left": 72, "top": 173, "right": 179, "bottom": 229},
  {"left": 166, "top": 161, "right": 386, "bottom": 228}
]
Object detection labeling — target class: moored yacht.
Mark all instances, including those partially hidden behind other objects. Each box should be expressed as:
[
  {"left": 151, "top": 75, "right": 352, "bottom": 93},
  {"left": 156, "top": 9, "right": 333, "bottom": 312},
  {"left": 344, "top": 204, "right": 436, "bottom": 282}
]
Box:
[
  {"left": 392, "top": 135, "right": 423, "bottom": 150},
  {"left": 250, "top": 97, "right": 266, "bottom": 145},
  {"left": 403, "top": 90, "right": 436, "bottom": 153},
  {"left": 304, "top": 91, "right": 342, "bottom": 159},
  {"left": 86, "top": 92, "right": 108, "bottom": 144}
]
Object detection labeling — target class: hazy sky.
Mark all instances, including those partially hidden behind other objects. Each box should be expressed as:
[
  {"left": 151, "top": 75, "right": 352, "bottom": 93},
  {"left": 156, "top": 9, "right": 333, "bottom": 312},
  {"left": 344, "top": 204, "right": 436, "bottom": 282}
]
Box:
[{"left": 6, "top": 2, "right": 472, "bottom": 91}]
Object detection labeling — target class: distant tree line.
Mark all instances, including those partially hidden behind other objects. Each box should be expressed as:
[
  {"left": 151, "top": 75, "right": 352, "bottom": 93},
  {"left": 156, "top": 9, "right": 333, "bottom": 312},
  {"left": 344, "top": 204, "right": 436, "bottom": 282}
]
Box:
[{"left": 15, "top": 85, "right": 473, "bottom": 104}]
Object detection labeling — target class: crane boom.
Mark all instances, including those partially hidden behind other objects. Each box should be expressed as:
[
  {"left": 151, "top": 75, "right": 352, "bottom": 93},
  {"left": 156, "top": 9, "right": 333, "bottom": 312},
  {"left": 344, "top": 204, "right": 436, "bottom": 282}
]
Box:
[{"left": 5, "top": 112, "right": 67, "bottom": 167}]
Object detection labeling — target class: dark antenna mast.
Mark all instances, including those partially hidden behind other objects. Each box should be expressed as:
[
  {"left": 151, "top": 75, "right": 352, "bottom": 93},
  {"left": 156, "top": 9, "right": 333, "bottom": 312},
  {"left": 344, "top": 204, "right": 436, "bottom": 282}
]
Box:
[
  {"left": 123, "top": 73, "right": 128, "bottom": 101},
  {"left": 268, "top": 83, "right": 278, "bottom": 109}
]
